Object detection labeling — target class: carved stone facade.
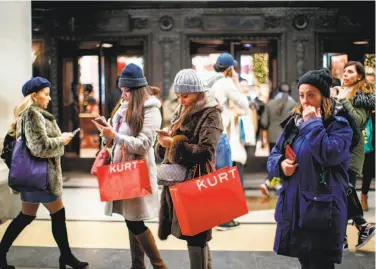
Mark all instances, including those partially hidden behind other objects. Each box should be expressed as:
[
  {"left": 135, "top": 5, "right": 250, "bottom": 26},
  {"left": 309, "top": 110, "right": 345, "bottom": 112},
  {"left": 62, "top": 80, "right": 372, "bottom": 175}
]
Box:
[{"left": 31, "top": 3, "right": 374, "bottom": 121}]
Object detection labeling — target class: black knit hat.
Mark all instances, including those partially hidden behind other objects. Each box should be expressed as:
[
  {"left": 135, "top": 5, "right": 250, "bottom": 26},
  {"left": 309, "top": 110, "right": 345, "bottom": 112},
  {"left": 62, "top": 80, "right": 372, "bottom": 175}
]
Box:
[
  {"left": 22, "top": 77, "right": 51, "bottom": 97},
  {"left": 297, "top": 68, "right": 332, "bottom": 97}
]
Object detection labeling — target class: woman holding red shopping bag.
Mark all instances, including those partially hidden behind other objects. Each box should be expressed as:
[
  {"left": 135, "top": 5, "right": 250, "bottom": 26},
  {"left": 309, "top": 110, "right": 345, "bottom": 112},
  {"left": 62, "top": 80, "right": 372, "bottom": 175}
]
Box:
[
  {"left": 156, "top": 69, "right": 223, "bottom": 269},
  {"left": 92, "top": 63, "right": 167, "bottom": 269}
]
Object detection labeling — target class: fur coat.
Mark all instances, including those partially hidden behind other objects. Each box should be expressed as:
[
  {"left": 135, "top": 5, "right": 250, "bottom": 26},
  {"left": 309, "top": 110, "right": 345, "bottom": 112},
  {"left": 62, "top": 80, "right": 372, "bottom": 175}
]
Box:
[
  {"left": 340, "top": 91, "right": 375, "bottom": 175},
  {"left": 15, "top": 104, "right": 65, "bottom": 196},
  {"left": 104, "top": 96, "right": 162, "bottom": 221},
  {"left": 155, "top": 93, "right": 223, "bottom": 241}
]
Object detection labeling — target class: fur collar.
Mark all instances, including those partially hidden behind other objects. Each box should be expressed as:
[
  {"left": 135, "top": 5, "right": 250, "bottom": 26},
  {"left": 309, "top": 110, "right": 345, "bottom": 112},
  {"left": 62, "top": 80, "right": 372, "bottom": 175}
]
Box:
[
  {"left": 352, "top": 91, "right": 375, "bottom": 110},
  {"left": 30, "top": 104, "right": 55, "bottom": 120}
]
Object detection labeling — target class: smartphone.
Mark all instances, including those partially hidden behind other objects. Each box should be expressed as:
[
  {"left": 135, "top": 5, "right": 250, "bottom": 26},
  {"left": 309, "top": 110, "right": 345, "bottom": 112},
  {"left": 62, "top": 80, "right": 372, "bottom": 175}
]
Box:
[
  {"left": 94, "top": 117, "right": 107, "bottom": 126},
  {"left": 72, "top": 128, "right": 81, "bottom": 136},
  {"left": 285, "top": 144, "right": 296, "bottom": 162}
]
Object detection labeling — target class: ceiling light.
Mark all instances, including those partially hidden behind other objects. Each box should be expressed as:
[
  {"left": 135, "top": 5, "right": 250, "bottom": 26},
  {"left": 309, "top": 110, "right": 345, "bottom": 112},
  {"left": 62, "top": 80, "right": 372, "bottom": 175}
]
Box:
[
  {"left": 96, "top": 43, "right": 113, "bottom": 48},
  {"left": 353, "top": 41, "right": 369, "bottom": 45}
]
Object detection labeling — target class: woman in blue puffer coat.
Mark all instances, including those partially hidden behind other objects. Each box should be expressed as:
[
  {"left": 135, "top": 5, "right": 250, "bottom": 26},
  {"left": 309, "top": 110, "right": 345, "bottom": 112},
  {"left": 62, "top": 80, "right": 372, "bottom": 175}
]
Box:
[{"left": 267, "top": 68, "right": 353, "bottom": 269}]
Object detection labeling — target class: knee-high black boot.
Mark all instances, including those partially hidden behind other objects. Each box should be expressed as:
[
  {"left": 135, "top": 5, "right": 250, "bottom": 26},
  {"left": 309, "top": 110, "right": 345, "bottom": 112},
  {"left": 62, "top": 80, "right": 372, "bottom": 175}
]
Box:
[
  {"left": 50, "top": 208, "right": 88, "bottom": 269},
  {"left": 0, "top": 212, "right": 35, "bottom": 269}
]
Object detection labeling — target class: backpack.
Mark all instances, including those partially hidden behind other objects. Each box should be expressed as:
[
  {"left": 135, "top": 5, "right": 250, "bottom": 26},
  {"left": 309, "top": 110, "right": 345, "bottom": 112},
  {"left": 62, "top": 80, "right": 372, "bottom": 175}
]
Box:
[{"left": 1, "top": 133, "right": 16, "bottom": 169}]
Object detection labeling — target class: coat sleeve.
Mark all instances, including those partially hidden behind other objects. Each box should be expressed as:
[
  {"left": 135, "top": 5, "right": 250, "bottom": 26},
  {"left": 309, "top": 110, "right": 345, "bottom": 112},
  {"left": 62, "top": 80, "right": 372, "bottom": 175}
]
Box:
[
  {"left": 114, "top": 107, "right": 162, "bottom": 155},
  {"left": 340, "top": 99, "right": 368, "bottom": 127},
  {"left": 300, "top": 117, "right": 353, "bottom": 166},
  {"left": 168, "top": 110, "right": 222, "bottom": 166},
  {"left": 224, "top": 79, "right": 250, "bottom": 114},
  {"left": 24, "top": 109, "right": 64, "bottom": 158},
  {"left": 267, "top": 134, "right": 285, "bottom": 178}
]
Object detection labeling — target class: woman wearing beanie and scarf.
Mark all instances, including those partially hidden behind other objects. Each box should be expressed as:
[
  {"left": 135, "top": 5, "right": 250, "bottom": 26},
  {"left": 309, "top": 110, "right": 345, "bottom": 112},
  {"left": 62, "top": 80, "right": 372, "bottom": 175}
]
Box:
[
  {"left": 0, "top": 77, "right": 88, "bottom": 269},
  {"left": 92, "top": 63, "right": 167, "bottom": 269},
  {"left": 268, "top": 68, "right": 352, "bottom": 269},
  {"left": 156, "top": 69, "right": 223, "bottom": 269},
  {"left": 336, "top": 61, "right": 375, "bottom": 250}
]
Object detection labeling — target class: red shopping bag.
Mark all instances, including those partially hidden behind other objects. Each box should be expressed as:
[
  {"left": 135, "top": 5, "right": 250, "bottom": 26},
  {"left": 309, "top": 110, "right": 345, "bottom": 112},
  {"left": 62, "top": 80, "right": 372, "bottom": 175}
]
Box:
[
  {"left": 96, "top": 160, "right": 152, "bottom": 202},
  {"left": 169, "top": 166, "right": 248, "bottom": 236}
]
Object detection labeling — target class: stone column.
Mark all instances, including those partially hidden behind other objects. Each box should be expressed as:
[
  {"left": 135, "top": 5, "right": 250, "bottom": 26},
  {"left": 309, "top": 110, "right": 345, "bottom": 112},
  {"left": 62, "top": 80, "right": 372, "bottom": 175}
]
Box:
[{"left": 0, "top": 1, "right": 32, "bottom": 221}]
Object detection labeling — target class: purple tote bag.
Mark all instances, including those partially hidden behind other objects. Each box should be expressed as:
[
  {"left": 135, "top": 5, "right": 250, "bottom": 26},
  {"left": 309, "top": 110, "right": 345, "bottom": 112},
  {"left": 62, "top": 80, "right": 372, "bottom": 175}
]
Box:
[{"left": 8, "top": 118, "right": 48, "bottom": 192}]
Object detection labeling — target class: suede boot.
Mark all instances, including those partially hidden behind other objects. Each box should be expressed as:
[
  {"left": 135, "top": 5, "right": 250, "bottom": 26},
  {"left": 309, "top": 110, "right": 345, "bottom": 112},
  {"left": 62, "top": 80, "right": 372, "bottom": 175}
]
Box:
[
  {"left": 129, "top": 230, "right": 146, "bottom": 269},
  {"left": 134, "top": 229, "right": 167, "bottom": 269},
  {"left": 0, "top": 212, "right": 35, "bottom": 269},
  {"left": 188, "top": 246, "right": 208, "bottom": 269},
  {"left": 50, "top": 208, "right": 89, "bottom": 269}
]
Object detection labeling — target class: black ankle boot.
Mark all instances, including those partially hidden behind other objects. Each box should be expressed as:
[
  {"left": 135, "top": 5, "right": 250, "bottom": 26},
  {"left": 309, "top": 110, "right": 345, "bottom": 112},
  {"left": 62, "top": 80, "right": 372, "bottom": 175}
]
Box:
[
  {"left": 50, "top": 208, "right": 88, "bottom": 269},
  {"left": 0, "top": 212, "right": 35, "bottom": 269},
  {"left": 59, "top": 253, "right": 89, "bottom": 269}
]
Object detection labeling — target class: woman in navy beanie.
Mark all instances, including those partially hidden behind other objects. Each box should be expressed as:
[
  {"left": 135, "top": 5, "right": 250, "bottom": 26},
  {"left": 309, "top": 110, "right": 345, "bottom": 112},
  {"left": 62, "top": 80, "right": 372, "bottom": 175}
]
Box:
[
  {"left": 0, "top": 77, "right": 88, "bottom": 269},
  {"left": 92, "top": 64, "right": 167, "bottom": 269},
  {"left": 268, "top": 68, "right": 352, "bottom": 268}
]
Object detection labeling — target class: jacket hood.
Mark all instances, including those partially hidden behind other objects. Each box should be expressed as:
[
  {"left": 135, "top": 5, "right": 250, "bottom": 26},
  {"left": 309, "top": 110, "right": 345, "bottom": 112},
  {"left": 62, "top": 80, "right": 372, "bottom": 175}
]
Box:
[
  {"left": 201, "top": 73, "right": 224, "bottom": 89},
  {"left": 353, "top": 91, "right": 375, "bottom": 110}
]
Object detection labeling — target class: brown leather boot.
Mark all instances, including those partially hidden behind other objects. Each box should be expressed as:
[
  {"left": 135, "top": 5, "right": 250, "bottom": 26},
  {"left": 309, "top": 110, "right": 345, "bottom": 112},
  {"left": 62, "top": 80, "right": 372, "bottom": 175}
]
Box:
[
  {"left": 361, "top": 194, "right": 369, "bottom": 212},
  {"left": 129, "top": 231, "right": 146, "bottom": 269},
  {"left": 135, "top": 229, "right": 167, "bottom": 269}
]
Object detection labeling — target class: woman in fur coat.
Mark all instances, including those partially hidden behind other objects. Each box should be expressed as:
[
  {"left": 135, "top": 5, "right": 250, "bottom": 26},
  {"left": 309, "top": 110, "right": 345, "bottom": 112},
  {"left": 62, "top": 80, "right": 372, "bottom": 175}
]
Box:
[
  {"left": 336, "top": 61, "right": 376, "bottom": 250},
  {"left": 0, "top": 77, "right": 88, "bottom": 269},
  {"left": 156, "top": 69, "right": 223, "bottom": 269},
  {"left": 92, "top": 64, "right": 167, "bottom": 269}
]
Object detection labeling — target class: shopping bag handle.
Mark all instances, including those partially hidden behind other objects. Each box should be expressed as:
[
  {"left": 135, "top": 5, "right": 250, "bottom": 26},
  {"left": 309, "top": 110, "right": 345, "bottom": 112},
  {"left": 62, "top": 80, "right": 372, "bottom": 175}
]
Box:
[{"left": 192, "top": 160, "right": 216, "bottom": 178}]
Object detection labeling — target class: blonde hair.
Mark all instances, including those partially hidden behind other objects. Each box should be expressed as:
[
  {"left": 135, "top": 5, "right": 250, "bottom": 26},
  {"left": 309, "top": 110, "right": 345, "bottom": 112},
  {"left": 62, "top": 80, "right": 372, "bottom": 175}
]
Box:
[
  {"left": 8, "top": 95, "right": 34, "bottom": 137},
  {"left": 292, "top": 96, "right": 333, "bottom": 120}
]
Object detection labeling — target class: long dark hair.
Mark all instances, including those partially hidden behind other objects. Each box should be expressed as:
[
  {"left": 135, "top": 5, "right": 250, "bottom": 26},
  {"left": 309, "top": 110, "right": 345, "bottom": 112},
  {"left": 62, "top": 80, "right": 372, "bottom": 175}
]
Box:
[{"left": 126, "top": 86, "right": 154, "bottom": 136}]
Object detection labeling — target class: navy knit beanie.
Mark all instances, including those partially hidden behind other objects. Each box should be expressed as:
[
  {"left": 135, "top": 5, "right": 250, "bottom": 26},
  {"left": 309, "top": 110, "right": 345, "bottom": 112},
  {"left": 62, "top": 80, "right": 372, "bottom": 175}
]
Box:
[
  {"left": 118, "top": 63, "right": 148, "bottom": 89},
  {"left": 297, "top": 68, "right": 332, "bottom": 97},
  {"left": 22, "top": 77, "right": 51, "bottom": 97}
]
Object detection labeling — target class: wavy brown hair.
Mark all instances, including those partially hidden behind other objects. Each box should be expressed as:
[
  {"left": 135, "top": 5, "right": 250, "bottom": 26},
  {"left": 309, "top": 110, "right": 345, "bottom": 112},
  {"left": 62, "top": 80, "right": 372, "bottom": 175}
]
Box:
[
  {"left": 344, "top": 61, "right": 375, "bottom": 99},
  {"left": 292, "top": 96, "right": 333, "bottom": 120},
  {"left": 126, "top": 86, "right": 155, "bottom": 136}
]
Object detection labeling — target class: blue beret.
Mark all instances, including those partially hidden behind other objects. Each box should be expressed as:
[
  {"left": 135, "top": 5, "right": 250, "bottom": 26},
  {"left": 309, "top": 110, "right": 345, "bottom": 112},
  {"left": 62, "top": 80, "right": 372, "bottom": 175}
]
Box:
[{"left": 22, "top": 77, "right": 51, "bottom": 97}]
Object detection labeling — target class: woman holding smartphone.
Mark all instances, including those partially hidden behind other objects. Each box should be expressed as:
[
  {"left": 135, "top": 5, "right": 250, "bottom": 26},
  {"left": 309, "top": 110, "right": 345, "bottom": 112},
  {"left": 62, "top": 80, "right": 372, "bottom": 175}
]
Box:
[
  {"left": 156, "top": 69, "right": 223, "bottom": 269},
  {"left": 92, "top": 64, "right": 167, "bottom": 269},
  {"left": 0, "top": 77, "right": 88, "bottom": 269}
]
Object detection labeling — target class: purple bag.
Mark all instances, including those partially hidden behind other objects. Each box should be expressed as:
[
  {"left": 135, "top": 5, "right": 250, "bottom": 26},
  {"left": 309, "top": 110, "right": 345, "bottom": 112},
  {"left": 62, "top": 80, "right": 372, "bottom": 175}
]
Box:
[{"left": 8, "top": 118, "right": 48, "bottom": 192}]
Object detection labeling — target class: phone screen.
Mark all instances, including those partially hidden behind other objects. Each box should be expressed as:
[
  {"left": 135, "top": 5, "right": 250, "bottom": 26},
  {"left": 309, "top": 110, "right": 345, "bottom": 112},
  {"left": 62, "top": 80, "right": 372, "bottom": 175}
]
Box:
[{"left": 72, "top": 128, "right": 80, "bottom": 135}]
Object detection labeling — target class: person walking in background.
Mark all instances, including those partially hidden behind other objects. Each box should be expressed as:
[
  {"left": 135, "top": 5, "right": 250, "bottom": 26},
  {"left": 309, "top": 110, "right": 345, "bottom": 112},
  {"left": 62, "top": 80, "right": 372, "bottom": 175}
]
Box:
[
  {"left": 335, "top": 61, "right": 376, "bottom": 250},
  {"left": 92, "top": 64, "right": 167, "bottom": 269},
  {"left": 260, "top": 83, "right": 297, "bottom": 196},
  {"left": 204, "top": 53, "right": 250, "bottom": 231},
  {"left": 0, "top": 77, "right": 88, "bottom": 269},
  {"left": 156, "top": 69, "right": 222, "bottom": 269},
  {"left": 268, "top": 68, "right": 352, "bottom": 269}
]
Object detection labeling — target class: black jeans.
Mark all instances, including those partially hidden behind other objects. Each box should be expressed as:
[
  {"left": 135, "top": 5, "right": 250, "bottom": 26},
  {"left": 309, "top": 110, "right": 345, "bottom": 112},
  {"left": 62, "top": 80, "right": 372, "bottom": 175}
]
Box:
[
  {"left": 299, "top": 256, "right": 334, "bottom": 269},
  {"left": 125, "top": 219, "right": 147, "bottom": 235},
  {"left": 185, "top": 231, "right": 207, "bottom": 248},
  {"left": 362, "top": 151, "right": 375, "bottom": 195},
  {"left": 348, "top": 169, "right": 367, "bottom": 226}
]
